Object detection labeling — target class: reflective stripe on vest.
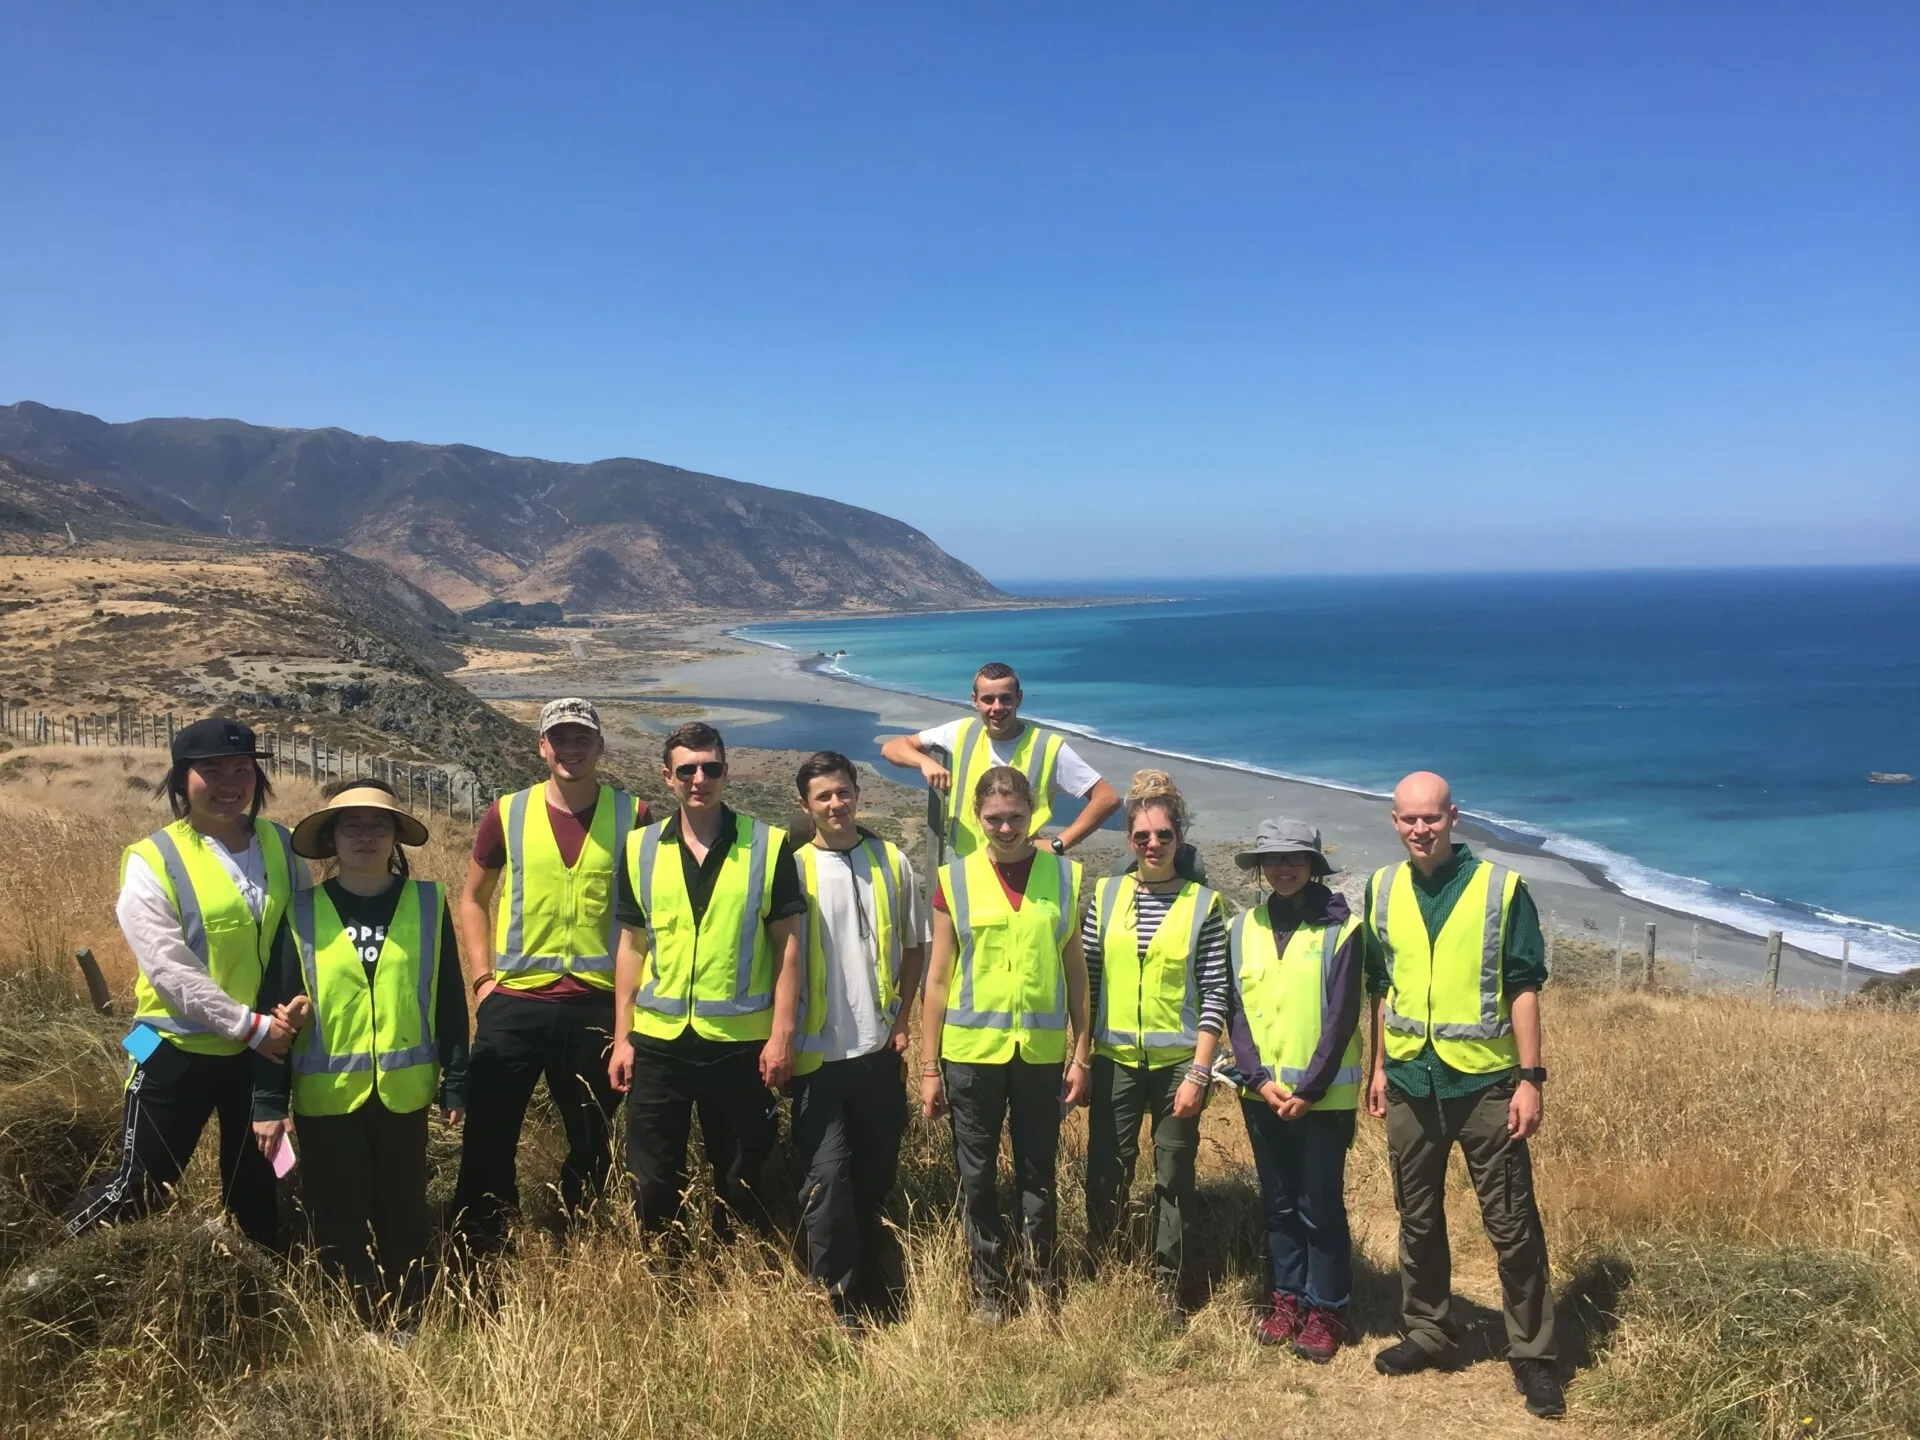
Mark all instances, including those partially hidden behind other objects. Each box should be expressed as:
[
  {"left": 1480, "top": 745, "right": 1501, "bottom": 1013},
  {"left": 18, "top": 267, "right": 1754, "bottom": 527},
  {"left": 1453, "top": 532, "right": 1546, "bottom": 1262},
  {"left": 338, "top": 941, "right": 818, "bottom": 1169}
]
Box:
[
  {"left": 943, "top": 851, "right": 1077, "bottom": 1035},
  {"left": 795, "top": 837, "right": 904, "bottom": 1063},
  {"left": 629, "top": 815, "right": 778, "bottom": 1024},
  {"left": 289, "top": 887, "right": 439, "bottom": 1090},
  {"left": 495, "top": 784, "right": 636, "bottom": 979},
  {"left": 1091, "top": 875, "right": 1214, "bottom": 1063},
  {"left": 1374, "top": 856, "right": 1520, "bottom": 1075},
  {"left": 1228, "top": 908, "right": 1364, "bottom": 1107},
  {"left": 944, "top": 719, "right": 1064, "bottom": 857},
  {"left": 126, "top": 818, "right": 296, "bottom": 1048}
]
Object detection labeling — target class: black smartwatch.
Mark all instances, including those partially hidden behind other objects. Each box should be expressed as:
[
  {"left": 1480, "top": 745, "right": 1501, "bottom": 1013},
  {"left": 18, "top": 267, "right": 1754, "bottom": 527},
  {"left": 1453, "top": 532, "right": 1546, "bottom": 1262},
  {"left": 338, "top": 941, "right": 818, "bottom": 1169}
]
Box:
[
  {"left": 1517, "top": 1066, "right": 1548, "bottom": 1085},
  {"left": 1049, "top": 836, "right": 1067, "bottom": 856}
]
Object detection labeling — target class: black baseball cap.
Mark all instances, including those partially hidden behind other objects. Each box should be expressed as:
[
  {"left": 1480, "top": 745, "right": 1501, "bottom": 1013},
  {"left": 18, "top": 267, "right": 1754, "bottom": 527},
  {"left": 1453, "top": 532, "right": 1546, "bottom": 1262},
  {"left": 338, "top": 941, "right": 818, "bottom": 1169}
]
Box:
[{"left": 171, "top": 717, "right": 261, "bottom": 765}]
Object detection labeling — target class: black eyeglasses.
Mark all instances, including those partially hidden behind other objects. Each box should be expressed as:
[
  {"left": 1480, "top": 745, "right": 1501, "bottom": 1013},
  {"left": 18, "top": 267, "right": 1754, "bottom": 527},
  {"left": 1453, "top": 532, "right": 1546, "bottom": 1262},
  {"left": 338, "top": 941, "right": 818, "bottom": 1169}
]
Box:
[
  {"left": 672, "top": 761, "right": 726, "bottom": 780},
  {"left": 1130, "top": 827, "right": 1177, "bottom": 845}
]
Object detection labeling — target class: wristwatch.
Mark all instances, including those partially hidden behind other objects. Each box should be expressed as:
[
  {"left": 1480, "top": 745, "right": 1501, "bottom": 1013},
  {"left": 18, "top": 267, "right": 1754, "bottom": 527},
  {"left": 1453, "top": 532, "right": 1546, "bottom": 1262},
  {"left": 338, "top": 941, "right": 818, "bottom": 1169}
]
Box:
[
  {"left": 1048, "top": 836, "right": 1067, "bottom": 855},
  {"left": 1517, "top": 1066, "right": 1548, "bottom": 1085}
]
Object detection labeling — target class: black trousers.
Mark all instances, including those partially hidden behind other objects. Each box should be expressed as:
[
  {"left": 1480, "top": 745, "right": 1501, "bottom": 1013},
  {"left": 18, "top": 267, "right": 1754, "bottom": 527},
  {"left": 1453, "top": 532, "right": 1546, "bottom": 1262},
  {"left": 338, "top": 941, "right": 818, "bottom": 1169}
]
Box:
[
  {"left": 944, "top": 1055, "right": 1063, "bottom": 1304},
  {"left": 452, "top": 988, "right": 623, "bottom": 1252},
  {"left": 790, "top": 1046, "right": 909, "bottom": 1303},
  {"left": 296, "top": 1096, "right": 431, "bottom": 1324},
  {"left": 61, "top": 1042, "right": 277, "bottom": 1247},
  {"left": 624, "top": 1029, "right": 777, "bottom": 1244}
]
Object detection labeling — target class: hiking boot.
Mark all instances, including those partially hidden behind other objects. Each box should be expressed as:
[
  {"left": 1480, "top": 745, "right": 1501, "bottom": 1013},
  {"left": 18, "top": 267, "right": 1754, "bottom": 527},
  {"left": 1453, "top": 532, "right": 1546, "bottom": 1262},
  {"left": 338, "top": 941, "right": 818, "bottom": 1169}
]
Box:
[
  {"left": 1512, "top": 1358, "right": 1566, "bottom": 1419},
  {"left": 1253, "top": 1291, "right": 1304, "bottom": 1346},
  {"left": 1291, "top": 1306, "right": 1346, "bottom": 1364},
  {"left": 1374, "top": 1337, "right": 1456, "bottom": 1376}
]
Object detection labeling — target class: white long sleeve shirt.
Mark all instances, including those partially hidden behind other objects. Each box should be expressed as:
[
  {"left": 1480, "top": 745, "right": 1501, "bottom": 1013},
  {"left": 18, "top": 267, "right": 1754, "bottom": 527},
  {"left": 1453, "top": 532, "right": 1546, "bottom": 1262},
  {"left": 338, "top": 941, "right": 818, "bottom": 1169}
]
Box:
[{"left": 116, "top": 829, "right": 310, "bottom": 1050}]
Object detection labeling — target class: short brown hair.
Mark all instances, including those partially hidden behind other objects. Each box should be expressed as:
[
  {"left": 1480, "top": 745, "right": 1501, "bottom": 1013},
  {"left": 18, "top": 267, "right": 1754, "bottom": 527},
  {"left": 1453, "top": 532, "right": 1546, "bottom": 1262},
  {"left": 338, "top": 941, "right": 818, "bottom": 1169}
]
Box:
[
  {"left": 971, "top": 763, "right": 1033, "bottom": 815},
  {"left": 795, "top": 750, "right": 859, "bottom": 798},
  {"left": 972, "top": 662, "right": 1020, "bottom": 696},
  {"left": 662, "top": 721, "right": 725, "bottom": 765}
]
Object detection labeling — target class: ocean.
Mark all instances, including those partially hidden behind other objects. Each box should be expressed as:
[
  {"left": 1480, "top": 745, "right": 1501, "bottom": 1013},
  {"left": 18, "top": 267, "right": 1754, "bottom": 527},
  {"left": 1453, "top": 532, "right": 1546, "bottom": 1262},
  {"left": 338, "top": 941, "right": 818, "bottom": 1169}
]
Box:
[{"left": 742, "top": 568, "right": 1920, "bottom": 973}]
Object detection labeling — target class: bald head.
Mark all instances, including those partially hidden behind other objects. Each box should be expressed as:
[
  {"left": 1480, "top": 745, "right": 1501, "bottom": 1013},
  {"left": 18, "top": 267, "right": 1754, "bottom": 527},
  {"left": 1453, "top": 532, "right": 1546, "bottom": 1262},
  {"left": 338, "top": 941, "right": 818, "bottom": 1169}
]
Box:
[{"left": 1391, "top": 771, "right": 1458, "bottom": 873}]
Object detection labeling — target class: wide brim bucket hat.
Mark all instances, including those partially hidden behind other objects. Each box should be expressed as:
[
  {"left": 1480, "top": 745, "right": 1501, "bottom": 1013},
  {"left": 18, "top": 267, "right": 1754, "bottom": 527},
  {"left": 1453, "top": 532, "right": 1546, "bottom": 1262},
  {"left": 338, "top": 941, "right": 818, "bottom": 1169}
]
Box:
[
  {"left": 291, "top": 783, "right": 431, "bottom": 858},
  {"left": 1233, "top": 816, "right": 1334, "bottom": 877}
]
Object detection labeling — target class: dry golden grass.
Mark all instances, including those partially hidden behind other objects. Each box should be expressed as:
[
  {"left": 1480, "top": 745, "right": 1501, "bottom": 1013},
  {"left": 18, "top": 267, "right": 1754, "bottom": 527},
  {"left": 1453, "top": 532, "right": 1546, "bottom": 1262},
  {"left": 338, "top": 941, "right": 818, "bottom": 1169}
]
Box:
[{"left": 2, "top": 745, "right": 1917, "bottom": 1438}]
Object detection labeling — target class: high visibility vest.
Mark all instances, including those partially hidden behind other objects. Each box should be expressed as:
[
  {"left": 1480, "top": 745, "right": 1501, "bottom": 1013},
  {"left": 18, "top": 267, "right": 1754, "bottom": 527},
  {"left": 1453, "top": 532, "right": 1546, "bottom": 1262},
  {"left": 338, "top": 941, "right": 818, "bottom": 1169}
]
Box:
[
  {"left": 627, "top": 814, "right": 786, "bottom": 1043},
  {"left": 1229, "top": 905, "right": 1364, "bottom": 1110},
  {"left": 288, "top": 881, "right": 443, "bottom": 1117},
  {"left": 794, "top": 835, "right": 909, "bottom": 1076},
  {"left": 123, "top": 817, "right": 296, "bottom": 1056},
  {"left": 938, "top": 851, "right": 1081, "bottom": 1065},
  {"left": 944, "top": 719, "right": 1065, "bottom": 858},
  {"left": 1090, "top": 875, "right": 1218, "bottom": 1069},
  {"left": 1370, "top": 859, "right": 1522, "bottom": 1074},
  {"left": 492, "top": 784, "right": 638, "bottom": 991}
]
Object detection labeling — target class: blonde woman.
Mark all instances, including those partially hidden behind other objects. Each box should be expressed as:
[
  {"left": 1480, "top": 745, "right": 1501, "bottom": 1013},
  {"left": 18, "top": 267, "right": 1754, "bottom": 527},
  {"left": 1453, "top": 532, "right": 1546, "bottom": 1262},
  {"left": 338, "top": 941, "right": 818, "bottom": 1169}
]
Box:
[
  {"left": 920, "top": 766, "right": 1090, "bottom": 1324},
  {"left": 1082, "top": 771, "right": 1228, "bottom": 1316}
]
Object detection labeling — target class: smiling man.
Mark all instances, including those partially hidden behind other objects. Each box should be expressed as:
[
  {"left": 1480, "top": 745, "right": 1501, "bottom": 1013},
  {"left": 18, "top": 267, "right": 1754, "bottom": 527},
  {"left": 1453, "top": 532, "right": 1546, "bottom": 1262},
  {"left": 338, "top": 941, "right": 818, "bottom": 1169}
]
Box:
[
  {"left": 1364, "top": 771, "right": 1562, "bottom": 1420},
  {"left": 451, "top": 698, "right": 644, "bottom": 1256},
  {"left": 880, "top": 661, "right": 1119, "bottom": 859}
]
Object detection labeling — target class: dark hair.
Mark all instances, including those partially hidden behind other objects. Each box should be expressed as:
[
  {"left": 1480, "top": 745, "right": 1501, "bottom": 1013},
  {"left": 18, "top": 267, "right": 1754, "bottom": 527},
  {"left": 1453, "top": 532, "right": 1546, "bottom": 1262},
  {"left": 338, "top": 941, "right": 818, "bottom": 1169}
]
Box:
[
  {"left": 973, "top": 662, "right": 1021, "bottom": 696},
  {"left": 315, "top": 776, "right": 411, "bottom": 876},
  {"left": 795, "top": 750, "right": 859, "bottom": 799},
  {"left": 158, "top": 758, "right": 273, "bottom": 821},
  {"left": 662, "top": 721, "right": 726, "bottom": 766},
  {"left": 972, "top": 764, "right": 1033, "bottom": 814}
]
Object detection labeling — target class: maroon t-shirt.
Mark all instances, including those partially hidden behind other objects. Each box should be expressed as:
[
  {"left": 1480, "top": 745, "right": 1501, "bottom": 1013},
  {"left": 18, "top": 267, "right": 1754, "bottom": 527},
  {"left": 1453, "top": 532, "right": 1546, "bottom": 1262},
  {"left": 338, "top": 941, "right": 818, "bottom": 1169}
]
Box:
[
  {"left": 932, "top": 853, "right": 1037, "bottom": 914},
  {"left": 473, "top": 791, "right": 650, "bottom": 1001}
]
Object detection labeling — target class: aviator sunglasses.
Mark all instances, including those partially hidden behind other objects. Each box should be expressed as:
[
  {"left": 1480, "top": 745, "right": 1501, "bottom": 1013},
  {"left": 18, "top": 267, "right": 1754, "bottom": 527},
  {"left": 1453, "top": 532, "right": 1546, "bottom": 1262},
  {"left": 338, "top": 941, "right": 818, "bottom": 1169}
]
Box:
[
  {"left": 1129, "top": 827, "right": 1177, "bottom": 845},
  {"left": 672, "top": 761, "right": 727, "bottom": 780}
]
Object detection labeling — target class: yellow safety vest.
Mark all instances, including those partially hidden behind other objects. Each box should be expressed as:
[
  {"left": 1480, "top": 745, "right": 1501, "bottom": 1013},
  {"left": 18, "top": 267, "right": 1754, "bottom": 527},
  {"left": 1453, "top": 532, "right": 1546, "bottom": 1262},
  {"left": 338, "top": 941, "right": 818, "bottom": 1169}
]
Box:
[
  {"left": 943, "top": 719, "right": 1065, "bottom": 858},
  {"left": 1229, "top": 906, "right": 1364, "bottom": 1110},
  {"left": 1370, "top": 859, "right": 1522, "bottom": 1074},
  {"left": 794, "top": 835, "right": 908, "bottom": 1077},
  {"left": 493, "top": 783, "right": 638, "bottom": 991},
  {"left": 1091, "top": 875, "right": 1218, "bottom": 1069},
  {"left": 288, "top": 881, "right": 443, "bottom": 1117},
  {"left": 938, "top": 851, "right": 1081, "bottom": 1065},
  {"left": 123, "top": 817, "right": 296, "bottom": 1056},
  {"left": 626, "top": 814, "right": 786, "bottom": 1043}
]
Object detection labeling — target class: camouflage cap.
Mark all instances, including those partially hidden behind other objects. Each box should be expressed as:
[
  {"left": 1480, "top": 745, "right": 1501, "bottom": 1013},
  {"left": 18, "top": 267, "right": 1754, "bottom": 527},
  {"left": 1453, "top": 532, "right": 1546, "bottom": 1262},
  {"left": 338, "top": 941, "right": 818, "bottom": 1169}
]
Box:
[{"left": 538, "top": 697, "right": 602, "bottom": 735}]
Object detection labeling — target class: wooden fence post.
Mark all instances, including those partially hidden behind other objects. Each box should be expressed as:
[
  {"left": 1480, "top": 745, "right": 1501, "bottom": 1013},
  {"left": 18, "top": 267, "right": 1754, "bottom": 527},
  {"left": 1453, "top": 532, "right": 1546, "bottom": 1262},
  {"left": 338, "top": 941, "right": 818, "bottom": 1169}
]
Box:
[
  {"left": 1764, "top": 930, "right": 1783, "bottom": 996},
  {"left": 73, "top": 947, "right": 113, "bottom": 1014},
  {"left": 1642, "top": 922, "right": 1657, "bottom": 989},
  {"left": 1614, "top": 917, "right": 1625, "bottom": 988},
  {"left": 1840, "top": 936, "right": 1851, "bottom": 998}
]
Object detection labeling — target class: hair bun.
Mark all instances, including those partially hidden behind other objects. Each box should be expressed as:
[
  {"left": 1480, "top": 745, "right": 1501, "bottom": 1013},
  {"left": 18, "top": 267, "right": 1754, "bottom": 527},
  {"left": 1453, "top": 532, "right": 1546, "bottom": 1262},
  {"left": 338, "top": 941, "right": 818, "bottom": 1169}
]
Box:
[{"left": 1128, "top": 768, "right": 1177, "bottom": 802}]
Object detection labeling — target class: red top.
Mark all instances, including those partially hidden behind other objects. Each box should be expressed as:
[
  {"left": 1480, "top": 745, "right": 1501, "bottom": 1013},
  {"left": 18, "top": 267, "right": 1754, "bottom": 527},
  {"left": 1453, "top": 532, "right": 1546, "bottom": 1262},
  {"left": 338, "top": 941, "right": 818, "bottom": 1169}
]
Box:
[
  {"left": 471, "top": 789, "right": 651, "bottom": 1002},
  {"left": 932, "top": 853, "right": 1037, "bottom": 914}
]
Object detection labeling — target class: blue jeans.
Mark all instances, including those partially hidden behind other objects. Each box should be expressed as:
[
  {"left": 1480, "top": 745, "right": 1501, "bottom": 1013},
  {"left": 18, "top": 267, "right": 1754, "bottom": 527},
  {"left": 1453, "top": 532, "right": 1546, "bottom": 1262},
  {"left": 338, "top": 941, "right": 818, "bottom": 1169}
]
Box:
[{"left": 1241, "top": 1100, "right": 1355, "bottom": 1310}]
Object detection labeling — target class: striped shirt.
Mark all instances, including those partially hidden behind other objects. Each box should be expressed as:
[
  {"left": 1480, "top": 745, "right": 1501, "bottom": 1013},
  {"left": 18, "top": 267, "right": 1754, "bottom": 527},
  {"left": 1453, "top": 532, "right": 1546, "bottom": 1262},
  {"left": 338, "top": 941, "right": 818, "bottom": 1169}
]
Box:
[{"left": 1080, "top": 882, "right": 1231, "bottom": 1040}]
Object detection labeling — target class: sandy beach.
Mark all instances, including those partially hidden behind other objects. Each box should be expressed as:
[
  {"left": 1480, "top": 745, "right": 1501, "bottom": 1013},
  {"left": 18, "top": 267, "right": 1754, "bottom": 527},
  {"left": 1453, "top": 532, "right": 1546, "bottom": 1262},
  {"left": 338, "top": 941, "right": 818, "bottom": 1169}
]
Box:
[{"left": 494, "top": 620, "right": 1854, "bottom": 995}]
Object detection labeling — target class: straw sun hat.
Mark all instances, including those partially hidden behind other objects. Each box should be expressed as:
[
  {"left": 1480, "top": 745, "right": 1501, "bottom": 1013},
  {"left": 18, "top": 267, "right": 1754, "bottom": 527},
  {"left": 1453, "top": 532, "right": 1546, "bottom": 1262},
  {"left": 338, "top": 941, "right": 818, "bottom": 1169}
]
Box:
[{"left": 291, "top": 783, "right": 431, "bottom": 859}]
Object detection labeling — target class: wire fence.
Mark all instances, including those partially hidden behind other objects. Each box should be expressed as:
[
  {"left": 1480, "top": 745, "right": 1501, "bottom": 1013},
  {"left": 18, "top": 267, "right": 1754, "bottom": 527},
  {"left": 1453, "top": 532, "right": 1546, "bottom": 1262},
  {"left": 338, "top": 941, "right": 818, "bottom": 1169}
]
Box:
[{"left": 1, "top": 697, "right": 500, "bottom": 821}]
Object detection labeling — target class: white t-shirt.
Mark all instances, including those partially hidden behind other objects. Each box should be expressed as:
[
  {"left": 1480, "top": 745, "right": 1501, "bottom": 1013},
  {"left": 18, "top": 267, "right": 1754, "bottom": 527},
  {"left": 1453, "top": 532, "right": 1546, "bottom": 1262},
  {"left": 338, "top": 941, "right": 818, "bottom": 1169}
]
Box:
[
  {"left": 806, "top": 842, "right": 932, "bottom": 1064},
  {"left": 914, "top": 718, "right": 1102, "bottom": 800}
]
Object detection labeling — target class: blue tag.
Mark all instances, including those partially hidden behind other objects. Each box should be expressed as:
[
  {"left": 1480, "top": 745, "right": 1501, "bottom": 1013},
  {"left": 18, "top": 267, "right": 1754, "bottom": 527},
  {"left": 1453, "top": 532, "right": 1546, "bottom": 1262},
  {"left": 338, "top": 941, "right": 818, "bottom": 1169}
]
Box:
[{"left": 122, "top": 1024, "right": 163, "bottom": 1064}]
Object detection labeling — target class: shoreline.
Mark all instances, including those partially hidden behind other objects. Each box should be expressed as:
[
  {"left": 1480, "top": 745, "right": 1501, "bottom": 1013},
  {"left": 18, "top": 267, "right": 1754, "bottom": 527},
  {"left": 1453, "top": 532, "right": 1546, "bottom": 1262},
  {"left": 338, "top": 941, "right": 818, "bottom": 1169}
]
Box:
[{"left": 604, "top": 622, "right": 1889, "bottom": 991}]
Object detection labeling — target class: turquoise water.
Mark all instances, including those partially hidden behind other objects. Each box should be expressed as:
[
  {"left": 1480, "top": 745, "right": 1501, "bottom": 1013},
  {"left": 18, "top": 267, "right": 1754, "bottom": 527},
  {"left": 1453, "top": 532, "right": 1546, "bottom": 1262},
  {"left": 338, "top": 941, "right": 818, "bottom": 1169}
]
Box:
[{"left": 744, "top": 569, "right": 1920, "bottom": 972}]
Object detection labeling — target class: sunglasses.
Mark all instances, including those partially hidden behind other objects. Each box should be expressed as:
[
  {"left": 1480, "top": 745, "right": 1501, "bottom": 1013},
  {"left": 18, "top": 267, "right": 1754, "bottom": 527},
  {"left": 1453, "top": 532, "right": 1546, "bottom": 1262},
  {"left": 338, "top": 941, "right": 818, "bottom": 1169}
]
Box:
[
  {"left": 672, "top": 761, "right": 726, "bottom": 780},
  {"left": 1129, "top": 827, "right": 1177, "bottom": 845}
]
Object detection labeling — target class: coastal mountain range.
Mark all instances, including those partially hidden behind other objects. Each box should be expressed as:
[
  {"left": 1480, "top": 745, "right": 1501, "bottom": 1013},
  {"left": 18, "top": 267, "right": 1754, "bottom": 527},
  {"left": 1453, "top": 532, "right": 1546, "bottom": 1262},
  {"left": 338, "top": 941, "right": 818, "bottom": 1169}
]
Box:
[{"left": 0, "top": 400, "right": 1004, "bottom": 614}]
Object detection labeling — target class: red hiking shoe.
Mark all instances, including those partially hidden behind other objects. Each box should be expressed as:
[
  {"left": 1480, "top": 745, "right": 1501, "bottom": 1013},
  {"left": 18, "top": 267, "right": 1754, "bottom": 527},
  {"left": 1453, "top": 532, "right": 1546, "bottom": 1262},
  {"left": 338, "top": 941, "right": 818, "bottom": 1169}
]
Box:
[
  {"left": 1292, "top": 1306, "right": 1346, "bottom": 1364},
  {"left": 1253, "top": 1291, "right": 1304, "bottom": 1346}
]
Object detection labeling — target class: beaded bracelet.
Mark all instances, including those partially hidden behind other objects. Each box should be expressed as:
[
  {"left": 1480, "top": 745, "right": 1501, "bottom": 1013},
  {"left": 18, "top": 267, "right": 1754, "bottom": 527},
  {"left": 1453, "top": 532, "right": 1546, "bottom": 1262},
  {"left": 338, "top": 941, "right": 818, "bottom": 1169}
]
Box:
[{"left": 1183, "top": 1064, "right": 1213, "bottom": 1087}]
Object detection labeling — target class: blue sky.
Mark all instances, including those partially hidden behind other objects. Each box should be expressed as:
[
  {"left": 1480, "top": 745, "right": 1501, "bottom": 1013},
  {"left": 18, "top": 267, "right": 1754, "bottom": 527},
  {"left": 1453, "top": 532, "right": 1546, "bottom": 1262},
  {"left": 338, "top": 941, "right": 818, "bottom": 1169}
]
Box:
[{"left": 3, "top": 3, "right": 1915, "bottom": 580}]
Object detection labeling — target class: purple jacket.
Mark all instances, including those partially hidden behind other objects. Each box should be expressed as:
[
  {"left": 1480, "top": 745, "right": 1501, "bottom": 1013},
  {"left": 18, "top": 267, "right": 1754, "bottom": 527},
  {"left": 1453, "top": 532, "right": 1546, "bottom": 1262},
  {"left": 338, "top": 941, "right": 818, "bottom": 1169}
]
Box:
[{"left": 1226, "top": 884, "right": 1365, "bottom": 1105}]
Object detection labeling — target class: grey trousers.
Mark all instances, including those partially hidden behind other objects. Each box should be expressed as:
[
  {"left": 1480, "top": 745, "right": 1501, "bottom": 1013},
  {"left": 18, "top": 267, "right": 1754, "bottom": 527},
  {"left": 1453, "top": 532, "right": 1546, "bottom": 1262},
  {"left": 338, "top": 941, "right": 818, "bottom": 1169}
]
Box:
[
  {"left": 791, "top": 1047, "right": 908, "bottom": 1303},
  {"left": 944, "top": 1055, "right": 1062, "bottom": 1304},
  {"left": 1385, "top": 1078, "right": 1556, "bottom": 1362}
]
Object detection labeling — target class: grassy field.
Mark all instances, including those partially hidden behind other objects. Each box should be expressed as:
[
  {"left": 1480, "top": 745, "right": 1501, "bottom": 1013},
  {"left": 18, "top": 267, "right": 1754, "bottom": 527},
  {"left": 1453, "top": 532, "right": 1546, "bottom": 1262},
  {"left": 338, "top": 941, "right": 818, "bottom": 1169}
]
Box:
[{"left": 2, "top": 744, "right": 1917, "bottom": 1438}]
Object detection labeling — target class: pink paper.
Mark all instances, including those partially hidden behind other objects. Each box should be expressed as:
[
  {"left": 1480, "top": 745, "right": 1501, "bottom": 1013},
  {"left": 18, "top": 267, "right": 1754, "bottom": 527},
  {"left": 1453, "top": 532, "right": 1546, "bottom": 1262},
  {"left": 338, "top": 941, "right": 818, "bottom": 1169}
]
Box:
[{"left": 269, "top": 1130, "right": 297, "bottom": 1178}]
